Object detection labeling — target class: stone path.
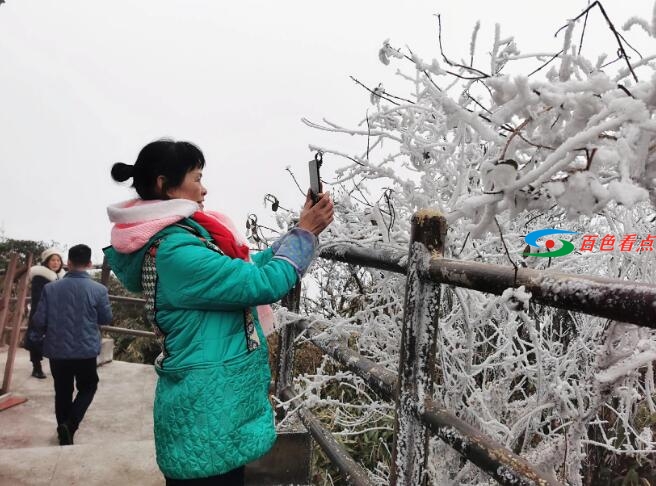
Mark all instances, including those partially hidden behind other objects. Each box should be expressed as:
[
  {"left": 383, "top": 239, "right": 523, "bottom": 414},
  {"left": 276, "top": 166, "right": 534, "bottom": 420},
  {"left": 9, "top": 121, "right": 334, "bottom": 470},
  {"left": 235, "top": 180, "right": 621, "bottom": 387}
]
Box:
[{"left": 0, "top": 346, "right": 162, "bottom": 486}]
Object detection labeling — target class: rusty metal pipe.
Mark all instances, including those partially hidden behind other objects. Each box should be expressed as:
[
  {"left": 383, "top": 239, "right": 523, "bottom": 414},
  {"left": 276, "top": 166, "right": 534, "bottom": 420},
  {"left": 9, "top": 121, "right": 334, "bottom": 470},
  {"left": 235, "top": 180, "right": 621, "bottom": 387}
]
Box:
[
  {"left": 421, "top": 399, "right": 562, "bottom": 486},
  {"left": 291, "top": 317, "right": 397, "bottom": 400},
  {"left": 108, "top": 295, "right": 146, "bottom": 305},
  {"left": 426, "top": 258, "right": 656, "bottom": 327},
  {"left": 280, "top": 386, "right": 375, "bottom": 486},
  {"left": 100, "top": 325, "right": 155, "bottom": 338},
  {"left": 319, "top": 245, "right": 406, "bottom": 274}
]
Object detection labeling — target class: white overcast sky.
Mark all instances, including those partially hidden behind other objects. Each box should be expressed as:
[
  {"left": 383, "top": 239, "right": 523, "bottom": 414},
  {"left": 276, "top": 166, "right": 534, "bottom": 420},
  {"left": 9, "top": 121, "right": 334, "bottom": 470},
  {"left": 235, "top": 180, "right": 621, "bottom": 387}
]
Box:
[{"left": 0, "top": 0, "right": 652, "bottom": 262}]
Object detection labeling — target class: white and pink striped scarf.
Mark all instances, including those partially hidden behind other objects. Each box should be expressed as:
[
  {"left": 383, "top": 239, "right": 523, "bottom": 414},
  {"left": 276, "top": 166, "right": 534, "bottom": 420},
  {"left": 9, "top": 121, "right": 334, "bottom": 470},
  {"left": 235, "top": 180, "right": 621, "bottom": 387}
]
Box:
[{"left": 107, "top": 198, "right": 274, "bottom": 334}]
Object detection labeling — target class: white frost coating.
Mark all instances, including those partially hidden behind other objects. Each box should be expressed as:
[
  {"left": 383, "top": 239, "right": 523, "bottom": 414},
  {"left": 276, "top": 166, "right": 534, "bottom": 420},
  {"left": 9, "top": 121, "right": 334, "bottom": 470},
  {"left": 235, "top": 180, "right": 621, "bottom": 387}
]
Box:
[
  {"left": 596, "top": 349, "right": 656, "bottom": 384},
  {"left": 555, "top": 172, "right": 610, "bottom": 217},
  {"left": 501, "top": 285, "right": 532, "bottom": 311},
  {"left": 469, "top": 21, "right": 481, "bottom": 67},
  {"left": 257, "top": 4, "right": 656, "bottom": 485},
  {"left": 607, "top": 180, "right": 650, "bottom": 206}
]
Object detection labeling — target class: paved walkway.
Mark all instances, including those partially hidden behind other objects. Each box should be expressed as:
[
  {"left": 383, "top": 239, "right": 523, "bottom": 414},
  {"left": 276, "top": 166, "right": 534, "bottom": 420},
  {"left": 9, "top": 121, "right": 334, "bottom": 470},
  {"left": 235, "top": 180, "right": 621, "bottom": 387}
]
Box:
[
  {"left": 0, "top": 346, "right": 162, "bottom": 486},
  {"left": 0, "top": 346, "right": 312, "bottom": 486}
]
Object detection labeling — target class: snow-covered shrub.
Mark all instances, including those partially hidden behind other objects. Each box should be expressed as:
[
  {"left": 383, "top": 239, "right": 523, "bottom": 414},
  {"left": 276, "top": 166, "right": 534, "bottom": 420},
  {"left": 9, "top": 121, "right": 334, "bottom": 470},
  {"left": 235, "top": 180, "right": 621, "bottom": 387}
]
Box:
[{"left": 269, "top": 3, "right": 656, "bottom": 484}]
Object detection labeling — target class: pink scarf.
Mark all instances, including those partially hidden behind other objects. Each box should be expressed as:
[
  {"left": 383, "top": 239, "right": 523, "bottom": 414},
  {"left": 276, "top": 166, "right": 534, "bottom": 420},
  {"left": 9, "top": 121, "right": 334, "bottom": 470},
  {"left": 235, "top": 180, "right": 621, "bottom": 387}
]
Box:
[{"left": 107, "top": 198, "right": 275, "bottom": 335}]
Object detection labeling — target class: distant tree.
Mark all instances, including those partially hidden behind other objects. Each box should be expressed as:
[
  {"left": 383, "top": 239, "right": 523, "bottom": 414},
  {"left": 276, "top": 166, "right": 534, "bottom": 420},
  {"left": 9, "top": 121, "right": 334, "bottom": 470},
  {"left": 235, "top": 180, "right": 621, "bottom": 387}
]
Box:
[
  {"left": 0, "top": 237, "right": 58, "bottom": 272},
  {"left": 97, "top": 273, "right": 161, "bottom": 364}
]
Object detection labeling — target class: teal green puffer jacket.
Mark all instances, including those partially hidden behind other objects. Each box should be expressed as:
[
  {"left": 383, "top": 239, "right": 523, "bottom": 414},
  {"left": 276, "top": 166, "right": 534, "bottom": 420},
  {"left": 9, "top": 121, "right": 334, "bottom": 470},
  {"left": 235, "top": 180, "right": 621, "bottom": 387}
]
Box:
[{"left": 104, "top": 219, "right": 298, "bottom": 479}]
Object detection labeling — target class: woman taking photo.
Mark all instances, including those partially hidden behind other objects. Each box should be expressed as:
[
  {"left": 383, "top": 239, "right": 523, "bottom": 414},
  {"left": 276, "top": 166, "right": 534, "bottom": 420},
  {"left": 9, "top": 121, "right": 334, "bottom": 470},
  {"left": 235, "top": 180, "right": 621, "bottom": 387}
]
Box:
[
  {"left": 104, "top": 139, "right": 333, "bottom": 485},
  {"left": 25, "top": 248, "right": 65, "bottom": 379}
]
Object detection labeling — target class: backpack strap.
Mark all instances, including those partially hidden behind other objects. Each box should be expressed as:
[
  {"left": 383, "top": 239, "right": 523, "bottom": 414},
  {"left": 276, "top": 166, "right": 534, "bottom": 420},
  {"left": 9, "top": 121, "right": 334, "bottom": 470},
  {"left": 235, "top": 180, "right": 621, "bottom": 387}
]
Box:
[
  {"left": 142, "top": 238, "right": 168, "bottom": 367},
  {"left": 148, "top": 224, "right": 260, "bottom": 353}
]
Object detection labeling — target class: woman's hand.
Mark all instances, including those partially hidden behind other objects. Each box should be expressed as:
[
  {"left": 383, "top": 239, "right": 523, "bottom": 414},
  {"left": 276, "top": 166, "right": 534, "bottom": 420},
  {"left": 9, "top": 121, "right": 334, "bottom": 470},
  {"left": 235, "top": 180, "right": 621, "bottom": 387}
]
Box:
[{"left": 297, "top": 191, "right": 334, "bottom": 236}]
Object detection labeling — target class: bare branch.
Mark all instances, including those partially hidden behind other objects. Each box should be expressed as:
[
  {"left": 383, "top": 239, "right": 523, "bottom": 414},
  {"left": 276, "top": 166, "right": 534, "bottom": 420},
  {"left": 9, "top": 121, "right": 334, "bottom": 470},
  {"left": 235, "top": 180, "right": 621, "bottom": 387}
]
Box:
[
  {"left": 365, "top": 111, "right": 371, "bottom": 162},
  {"left": 577, "top": 5, "right": 590, "bottom": 56},
  {"left": 349, "top": 76, "right": 414, "bottom": 106},
  {"left": 285, "top": 167, "right": 306, "bottom": 196},
  {"left": 500, "top": 118, "right": 533, "bottom": 160},
  {"left": 556, "top": 1, "right": 638, "bottom": 82},
  {"left": 585, "top": 147, "right": 597, "bottom": 170},
  {"left": 528, "top": 50, "right": 565, "bottom": 78},
  {"left": 436, "top": 14, "right": 491, "bottom": 79},
  {"left": 616, "top": 84, "right": 634, "bottom": 98},
  {"left": 493, "top": 217, "right": 518, "bottom": 280}
]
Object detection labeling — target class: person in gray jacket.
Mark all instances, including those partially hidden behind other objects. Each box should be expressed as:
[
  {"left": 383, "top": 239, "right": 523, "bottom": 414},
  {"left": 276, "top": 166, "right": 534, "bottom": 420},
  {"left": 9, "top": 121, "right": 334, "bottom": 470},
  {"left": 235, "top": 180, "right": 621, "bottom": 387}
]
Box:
[{"left": 32, "top": 244, "right": 113, "bottom": 446}]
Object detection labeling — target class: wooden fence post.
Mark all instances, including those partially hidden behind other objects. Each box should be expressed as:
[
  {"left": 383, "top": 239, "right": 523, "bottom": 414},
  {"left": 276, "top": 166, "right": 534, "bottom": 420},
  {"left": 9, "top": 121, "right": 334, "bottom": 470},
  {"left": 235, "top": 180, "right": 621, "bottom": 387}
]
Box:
[
  {"left": 0, "top": 254, "right": 19, "bottom": 343},
  {"left": 391, "top": 210, "right": 447, "bottom": 486},
  {"left": 2, "top": 253, "right": 32, "bottom": 394},
  {"left": 275, "top": 282, "right": 302, "bottom": 411},
  {"left": 100, "top": 255, "right": 111, "bottom": 287}
]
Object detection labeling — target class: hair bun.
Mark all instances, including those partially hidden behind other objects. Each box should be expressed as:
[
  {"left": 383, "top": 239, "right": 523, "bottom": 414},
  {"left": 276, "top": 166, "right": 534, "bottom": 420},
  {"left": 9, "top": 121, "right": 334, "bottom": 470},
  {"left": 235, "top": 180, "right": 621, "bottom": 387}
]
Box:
[{"left": 111, "top": 162, "right": 134, "bottom": 182}]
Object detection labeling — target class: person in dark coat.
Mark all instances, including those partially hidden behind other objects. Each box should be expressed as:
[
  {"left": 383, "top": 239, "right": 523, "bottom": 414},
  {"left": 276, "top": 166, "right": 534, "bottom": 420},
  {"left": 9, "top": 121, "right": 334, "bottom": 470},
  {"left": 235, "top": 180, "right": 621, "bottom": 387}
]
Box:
[
  {"left": 32, "top": 244, "right": 113, "bottom": 445},
  {"left": 25, "top": 248, "right": 65, "bottom": 379}
]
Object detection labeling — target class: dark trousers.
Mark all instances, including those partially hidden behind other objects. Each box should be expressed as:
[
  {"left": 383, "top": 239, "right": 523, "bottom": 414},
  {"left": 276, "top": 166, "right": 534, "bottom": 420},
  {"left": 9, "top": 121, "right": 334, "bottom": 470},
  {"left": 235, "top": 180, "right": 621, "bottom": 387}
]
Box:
[
  {"left": 49, "top": 358, "right": 98, "bottom": 434},
  {"left": 165, "top": 466, "right": 245, "bottom": 485},
  {"left": 29, "top": 348, "right": 43, "bottom": 365}
]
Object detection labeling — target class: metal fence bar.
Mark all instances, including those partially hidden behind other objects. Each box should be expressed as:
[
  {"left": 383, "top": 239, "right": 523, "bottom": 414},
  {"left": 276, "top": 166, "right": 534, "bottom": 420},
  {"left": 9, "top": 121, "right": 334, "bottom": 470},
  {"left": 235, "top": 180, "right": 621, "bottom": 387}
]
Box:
[
  {"left": 11, "top": 294, "right": 145, "bottom": 305},
  {"left": 280, "top": 386, "right": 375, "bottom": 486},
  {"left": 318, "top": 243, "right": 656, "bottom": 327},
  {"left": 420, "top": 399, "right": 561, "bottom": 486},
  {"left": 290, "top": 317, "right": 397, "bottom": 400},
  {"left": 319, "top": 245, "right": 407, "bottom": 274},
  {"left": 275, "top": 283, "right": 301, "bottom": 405},
  {"left": 100, "top": 325, "right": 156, "bottom": 338},
  {"left": 426, "top": 258, "right": 656, "bottom": 326},
  {"left": 108, "top": 295, "right": 146, "bottom": 305},
  {"left": 391, "top": 210, "right": 446, "bottom": 486}
]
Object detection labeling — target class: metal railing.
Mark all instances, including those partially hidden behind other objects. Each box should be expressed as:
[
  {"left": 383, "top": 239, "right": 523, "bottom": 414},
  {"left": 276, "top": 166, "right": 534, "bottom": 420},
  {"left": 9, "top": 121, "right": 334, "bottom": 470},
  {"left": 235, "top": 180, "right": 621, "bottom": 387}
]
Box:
[{"left": 274, "top": 210, "right": 656, "bottom": 485}]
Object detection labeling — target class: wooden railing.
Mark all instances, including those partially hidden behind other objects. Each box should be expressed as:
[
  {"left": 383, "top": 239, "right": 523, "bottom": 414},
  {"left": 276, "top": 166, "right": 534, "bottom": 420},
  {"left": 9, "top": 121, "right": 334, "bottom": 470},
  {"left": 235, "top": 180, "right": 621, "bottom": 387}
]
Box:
[
  {"left": 0, "top": 253, "right": 32, "bottom": 396},
  {"left": 95, "top": 209, "right": 656, "bottom": 485}
]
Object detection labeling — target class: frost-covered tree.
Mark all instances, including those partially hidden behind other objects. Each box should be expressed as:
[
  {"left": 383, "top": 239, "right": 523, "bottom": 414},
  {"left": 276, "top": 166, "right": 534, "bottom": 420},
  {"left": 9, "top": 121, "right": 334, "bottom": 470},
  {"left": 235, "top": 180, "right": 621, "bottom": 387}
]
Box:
[{"left": 265, "top": 3, "right": 656, "bottom": 484}]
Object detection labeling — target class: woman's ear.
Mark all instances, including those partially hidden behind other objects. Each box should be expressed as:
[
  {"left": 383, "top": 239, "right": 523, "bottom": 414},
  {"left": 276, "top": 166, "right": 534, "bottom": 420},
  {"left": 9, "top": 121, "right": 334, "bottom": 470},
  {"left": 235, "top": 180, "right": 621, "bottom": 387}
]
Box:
[{"left": 156, "top": 175, "right": 168, "bottom": 198}]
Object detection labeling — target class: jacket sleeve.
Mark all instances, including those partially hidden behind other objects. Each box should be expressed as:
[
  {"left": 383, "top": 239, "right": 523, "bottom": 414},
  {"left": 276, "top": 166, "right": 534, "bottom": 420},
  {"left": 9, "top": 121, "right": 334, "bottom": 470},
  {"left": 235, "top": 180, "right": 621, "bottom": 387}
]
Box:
[
  {"left": 250, "top": 247, "right": 274, "bottom": 268},
  {"left": 253, "top": 228, "right": 317, "bottom": 272},
  {"left": 31, "top": 285, "right": 48, "bottom": 334},
  {"left": 155, "top": 232, "right": 300, "bottom": 311},
  {"left": 270, "top": 228, "right": 317, "bottom": 278},
  {"left": 96, "top": 287, "right": 113, "bottom": 325}
]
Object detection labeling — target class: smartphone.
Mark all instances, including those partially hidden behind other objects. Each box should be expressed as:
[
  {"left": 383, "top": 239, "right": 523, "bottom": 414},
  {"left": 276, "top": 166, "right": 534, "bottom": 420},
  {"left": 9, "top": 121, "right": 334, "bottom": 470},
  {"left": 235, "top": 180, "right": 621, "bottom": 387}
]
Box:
[{"left": 309, "top": 153, "right": 323, "bottom": 204}]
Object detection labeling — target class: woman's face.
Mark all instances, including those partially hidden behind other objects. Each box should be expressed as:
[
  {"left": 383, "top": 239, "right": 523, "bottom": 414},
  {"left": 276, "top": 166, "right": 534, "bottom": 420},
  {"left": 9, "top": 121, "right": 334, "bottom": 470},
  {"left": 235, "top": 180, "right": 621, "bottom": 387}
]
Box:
[
  {"left": 166, "top": 168, "right": 207, "bottom": 209},
  {"left": 46, "top": 255, "right": 62, "bottom": 272}
]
